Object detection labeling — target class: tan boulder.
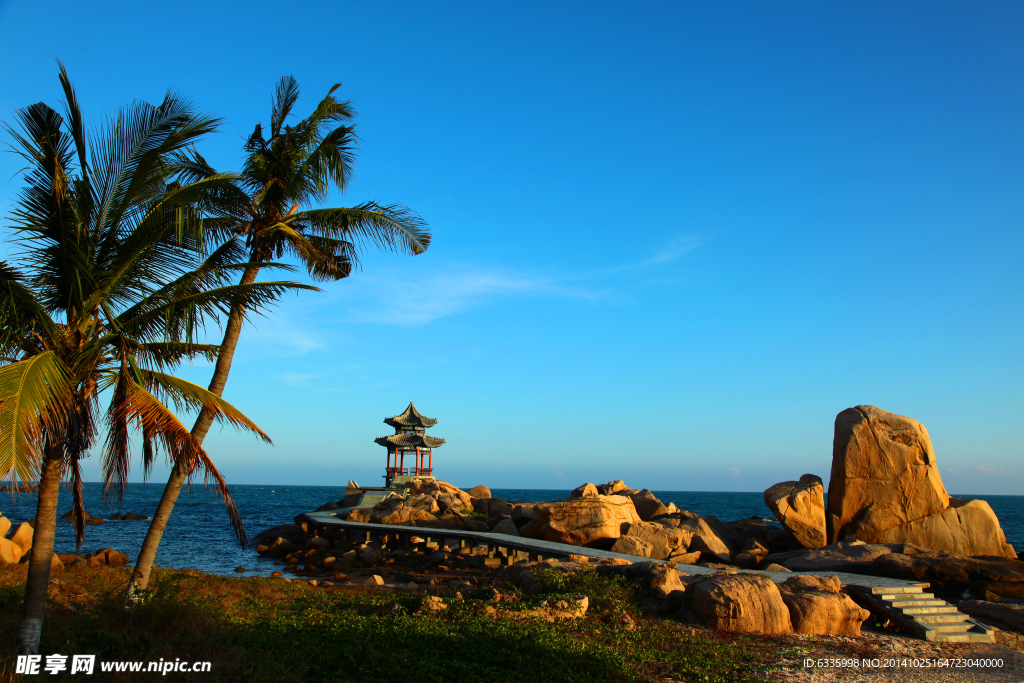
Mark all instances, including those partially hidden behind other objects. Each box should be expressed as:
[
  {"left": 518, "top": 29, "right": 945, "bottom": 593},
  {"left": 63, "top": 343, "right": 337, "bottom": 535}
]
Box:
[
  {"left": 405, "top": 480, "right": 473, "bottom": 510},
  {"left": 827, "top": 406, "right": 949, "bottom": 543},
  {"left": 610, "top": 535, "right": 654, "bottom": 558},
  {"left": 566, "top": 482, "right": 599, "bottom": 499},
  {"left": 8, "top": 522, "right": 33, "bottom": 556},
  {"left": 520, "top": 495, "right": 640, "bottom": 546},
  {"left": 670, "top": 550, "right": 701, "bottom": 565},
  {"left": 681, "top": 517, "right": 735, "bottom": 563},
  {"left": 86, "top": 548, "right": 129, "bottom": 568},
  {"left": 690, "top": 573, "right": 793, "bottom": 634},
  {"left": 764, "top": 474, "right": 827, "bottom": 548},
  {"left": 612, "top": 521, "right": 692, "bottom": 560},
  {"left": 626, "top": 490, "right": 670, "bottom": 521},
  {"left": 0, "top": 516, "right": 10, "bottom": 538},
  {"left": 345, "top": 508, "right": 372, "bottom": 523},
  {"left": 465, "top": 485, "right": 491, "bottom": 499},
  {"left": 875, "top": 498, "right": 1016, "bottom": 559},
  {"left": 0, "top": 537, "right": 22, "bottom": 565},
  {"left": 778, "top": 575, "right": 870, "bottom": 636}
]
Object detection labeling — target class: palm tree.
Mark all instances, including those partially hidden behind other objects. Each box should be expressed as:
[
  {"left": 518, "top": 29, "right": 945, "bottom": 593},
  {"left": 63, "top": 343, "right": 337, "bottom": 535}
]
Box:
[
  {"left": 127, "top": 77, "right": 431, "bottom": 598},
  {"left": 0, "top": 65, "right": 312, "bottom": 654}
]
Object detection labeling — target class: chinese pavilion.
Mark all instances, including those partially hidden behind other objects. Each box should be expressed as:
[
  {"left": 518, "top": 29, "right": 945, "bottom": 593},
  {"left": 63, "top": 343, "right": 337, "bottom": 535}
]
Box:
[{"left": 375, "top": 402, "right": 445, "bottom": 486}]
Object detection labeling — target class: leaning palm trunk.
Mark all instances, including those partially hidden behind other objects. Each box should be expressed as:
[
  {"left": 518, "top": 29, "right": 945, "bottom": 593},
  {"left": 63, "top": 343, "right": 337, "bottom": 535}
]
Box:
[
  {"left": 126, "top": 266, "right": 260, "bottom": 599},
  {"left": 15, "top": 446, "right": 64, "bottom": 654}
]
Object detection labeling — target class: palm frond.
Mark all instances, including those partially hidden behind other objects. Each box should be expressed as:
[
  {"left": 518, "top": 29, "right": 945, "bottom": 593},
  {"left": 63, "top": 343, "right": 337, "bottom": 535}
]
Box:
[
  {"left": 0, "top": 352, "right": 72, "bottom": 485},
  {"left": 294, "top": 203, "right": 430, "bottom": 255}
]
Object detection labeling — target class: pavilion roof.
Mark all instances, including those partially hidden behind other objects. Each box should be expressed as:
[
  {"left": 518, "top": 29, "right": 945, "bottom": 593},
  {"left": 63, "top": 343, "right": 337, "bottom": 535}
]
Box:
[
  {"left": 375, "top": 433, "right": 446, "bottom": 449},
  {"left": 384, "top": 402, "right": 438, "bottom": 429}
]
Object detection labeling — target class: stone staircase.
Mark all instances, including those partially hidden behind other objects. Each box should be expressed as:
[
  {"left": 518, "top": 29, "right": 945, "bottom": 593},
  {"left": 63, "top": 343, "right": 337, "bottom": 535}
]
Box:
[{"left": 847, "top": 584, "right": 995, "bottom": 643}]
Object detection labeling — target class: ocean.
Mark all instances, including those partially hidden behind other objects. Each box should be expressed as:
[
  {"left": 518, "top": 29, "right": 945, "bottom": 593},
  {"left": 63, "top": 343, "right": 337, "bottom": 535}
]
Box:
[{"left": 1, "top": 484, "right": 1020, "bottom": 577}]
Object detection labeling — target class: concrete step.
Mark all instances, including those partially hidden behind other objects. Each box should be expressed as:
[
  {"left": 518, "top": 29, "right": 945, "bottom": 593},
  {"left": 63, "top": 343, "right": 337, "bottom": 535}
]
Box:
[
  {"left": 870, "top": 585, "right": 923, "bottom": 595},
  {"left": 930, "top": 622, "right": 978, "bottom": 633},
  {"left": 890, "top": 599, "right": 946, "bottom": 608},
  {"left": 898, "top": 604, "right": 959, "bottom": 615},
  {"left": 934, "top": 630, "right": 997, "bottom": 643},
  {"left": 915, "top": 612, "right": 969, "bottom": 624},
  {"left": 879, "top": 592, "right": 935, "bottom": 601}
]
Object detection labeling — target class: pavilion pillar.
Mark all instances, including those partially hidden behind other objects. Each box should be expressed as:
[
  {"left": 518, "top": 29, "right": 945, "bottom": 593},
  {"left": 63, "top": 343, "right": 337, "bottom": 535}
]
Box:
[
  {"left": 429, "top": 448, "right": 432, "bottom": 472},
  {"left": 400, "top": 450, "right": 405, "bottom": 474}
]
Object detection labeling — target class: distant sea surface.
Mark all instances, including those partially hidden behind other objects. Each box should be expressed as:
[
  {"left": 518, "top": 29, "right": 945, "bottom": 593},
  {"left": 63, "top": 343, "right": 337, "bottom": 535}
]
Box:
[{"left": 1, "top": 484, "right": 1020, "bottom": 577}]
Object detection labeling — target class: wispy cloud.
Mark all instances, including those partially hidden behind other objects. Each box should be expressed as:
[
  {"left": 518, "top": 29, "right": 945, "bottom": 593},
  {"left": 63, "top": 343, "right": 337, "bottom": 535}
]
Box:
[
  {"left": 727, "top": 466, "right": 742, "bottom": 479},
  {"left": 331, "top": 233, "right": 706, "bottom": 327}
]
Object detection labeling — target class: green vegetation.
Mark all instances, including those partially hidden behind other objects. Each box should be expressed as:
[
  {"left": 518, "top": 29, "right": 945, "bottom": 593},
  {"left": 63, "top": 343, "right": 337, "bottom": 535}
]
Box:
[{"left": 0, "top": 565, "right": 781, "bottom": 682}]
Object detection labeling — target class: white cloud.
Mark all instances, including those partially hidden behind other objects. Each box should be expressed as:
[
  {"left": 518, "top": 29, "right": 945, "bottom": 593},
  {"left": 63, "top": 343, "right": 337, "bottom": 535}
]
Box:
[
  {"left": 330, "top": 233, "right": 706, "bottom": 327},
  {"left": 975, "top": 466, "right": 997, "bottom": 475},
  {"left": 727, "top": 466, "right": 742, "bottom": 479}
]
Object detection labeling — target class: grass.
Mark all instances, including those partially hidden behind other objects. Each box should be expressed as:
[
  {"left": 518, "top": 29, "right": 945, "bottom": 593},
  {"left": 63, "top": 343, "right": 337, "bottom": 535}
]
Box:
[{"left": 0, "top": 564, "right": 782, "bottom": 682}]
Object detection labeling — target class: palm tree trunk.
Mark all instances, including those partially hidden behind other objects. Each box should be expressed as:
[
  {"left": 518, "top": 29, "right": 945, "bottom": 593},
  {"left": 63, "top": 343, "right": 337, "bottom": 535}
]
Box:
[
  {"left": 15, "top": 444, "right": 64, "bottom": 654},
  {"left": 126, "top": 265, "right": 261, "bottom": 602}
]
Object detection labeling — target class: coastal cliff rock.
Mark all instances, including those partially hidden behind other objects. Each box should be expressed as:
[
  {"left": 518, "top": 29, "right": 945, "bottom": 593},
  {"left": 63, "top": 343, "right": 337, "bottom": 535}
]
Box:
[
  {"left": 828, "top": 406, "right": 948, "bottom": 543},
  {"left": 8, "top": 521, "right": 33, "bottom": 557},
  {"left": 519, "top": 495, "right": 640, "bottom": 546},
  {"left": 827, "top": 406, "right": 1016, "bottom": 558},
  {"left": 764, "top": 474, "right": 826, "bottom": 549},
  {"left": 778, "top": 575, "right": 870, "bottom": 636},
  {"left": 689, "top": 573, "right": 793, "bottom": 634}
]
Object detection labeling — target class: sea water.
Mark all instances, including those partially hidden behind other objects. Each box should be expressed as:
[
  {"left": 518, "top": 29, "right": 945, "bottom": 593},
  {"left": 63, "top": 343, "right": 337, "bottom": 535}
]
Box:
[{"left": 0, "top": 483, "right": 1020, "bottom": 577}]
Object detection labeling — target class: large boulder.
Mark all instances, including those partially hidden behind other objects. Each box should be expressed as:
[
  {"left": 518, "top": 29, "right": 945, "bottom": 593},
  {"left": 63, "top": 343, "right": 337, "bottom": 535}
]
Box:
[
  {"left": 626, "top": 490, "right": 670, "bottom": 521},
  {"left": 0, "top": 516, "right": 11, "bottom": 538},
  {"left": 8, "top": 522, "right": 33, "bottom": 556},
  {"left": 778, "top": 575, "right": 870, "bottom": 636},
  {"left": 519, "top": 495, "right": 640, "bottom": 546},
  {"left": 610, "top": 521, "right": 691, "bottom": 560},
  {"left": 827, "top": 406, "right": 948, "bottom": 543},
  {"left": 465, "top": 485, "right": 491, "bottom": 499},
  {"left": 681, "top": 517, "right": 735, "bottom": 563},
  {"left": 689, "top": 573, "right": 793, "bottom": 634},
  {"left": 596, "top": 480, "right": 628, "bottom": 495},
  {"left": 491, "top": 518, "right": 520, "bottom": 536},
  {"left": 0, "top": 537, "right": 22, "bottom": 565},
  {"left": 405, "top": 480, "right": 473, "bottom": 511},
  {"left": 869, "top": 545, "right": 1024, "bottom": 585},
  {"left": 827, "top": 406, "right": 1015, "bottom": 559},
  {"left": 566, "top": 482, "right": 599, "bottom": 499},
  {"left": 874, "top": 498, "right": 1016, "bottom": 559},
  {"left": 764, "top": 474, "right": 826, "bottom": 549}
]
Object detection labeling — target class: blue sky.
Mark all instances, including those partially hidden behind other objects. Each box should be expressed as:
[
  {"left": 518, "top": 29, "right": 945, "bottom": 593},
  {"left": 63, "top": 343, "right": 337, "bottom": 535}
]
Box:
[{"left": 1, "top": 1, "right": 1021, "bottom": 495}]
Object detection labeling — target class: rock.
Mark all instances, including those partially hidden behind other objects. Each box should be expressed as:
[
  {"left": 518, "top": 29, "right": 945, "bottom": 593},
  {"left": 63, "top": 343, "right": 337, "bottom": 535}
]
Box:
[
  {"left": 86, "top": 518, "right": 104, "bottom": 525},
  {"left": 612, "top": 521, "right": 691, "bottom": 560},
  {"left": 405, "top": 480, "right": 474, "bottom": 511},
  {"left": 956, "top": 600, "right": 1024, "bottom": 633},
  {"left": 418, "top": 595, "right": 448, "bottom": 613},
  {"left": 491, "top": 518, "right": 520, "bottom": 536},
  {"left": 466, "top": 485, "right": 491, "bottom": 499},
  {"left": 874, "top": 498, "right": 1016, "bottom": 559},
  {"left": 869, "top": 545, "right": 1024, "bottom": 585},
  {"left": 626, "top": 490, "right": 670, "bottom": 521},
  {"left": 689, "top": 573, "right": 793, "bottom": 634},
  {"left": 681, "top": 517, "right": 735, "bottom": 563},
  {"left": 234, "top": 567, "right": 246, "bottom": 573},
  {"left": 764, "top": 474, "right": 827, "bottom": 549},
  {"left": 123, "top": 512, "right": 148, "bottom": 521},
  {"left": 761, "top": 563, "right": 792, "bottom": 572},
  {"left": 316, "top": 501, "right": 341, "bottom": 511},
  {"left": 86, "top": 548, "right": 129, "bottom": 568},
  {"left": 597, "top": 480, "right": 628, "bottom": 495},
  {"left": 250, "top": 524, "right": 305, "bottom": 547},
  {"left": 345, "top": 508, "right": 373, "bottom": 523},
  {"left": 567, "top": 483, "right": 599, "bottom": 499},
  {"left": 778, "top": 575, "right": 870, "bottom": 636},
  {"left": 827, "top": 406, "right": 949, "bottom": 543},
  {"left": 595, "top": 560, "right": 685, "bottom": 599},
  {"left": 649, "top": 510, "right": 700, "bottom": 526},
  {"left": 672, "top": 551, "right": 701, "bottom": 565},
  {"left": 610, "top": 535, "right": 655, "bottom": 558},
  {"left": 782, "top": 541, "right": 897, "bottom": 573},
  {"left": 0, "top": 538, "right": 22, "bottom": 564},
  {"left": 61, "top": 509, "right": 93, "bottom": 521},
  {"left": 511, "top": 505, "right": 535, "bottom": 524},
  {"left": 8, "top": 522, "right": 34, "bottom": 556},
  {"left": 475, "top": 498, "right": 512, "bottom": 518},
  {"left": 0, "top": 516, "right": 10, "bottom": 538},
  {"left": 519, "top": 495, "right": 640, "bottom": 546}
]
